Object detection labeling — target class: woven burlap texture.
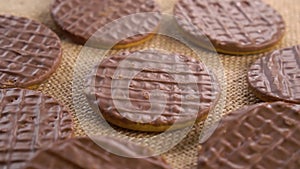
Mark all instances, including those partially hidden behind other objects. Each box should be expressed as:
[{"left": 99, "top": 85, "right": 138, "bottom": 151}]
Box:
[{"left": 1, "top": 0, "right": 299, "bottom": 168}]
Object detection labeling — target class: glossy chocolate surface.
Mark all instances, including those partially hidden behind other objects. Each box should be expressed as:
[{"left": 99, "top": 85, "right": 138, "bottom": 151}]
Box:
[
  {"left": 174, "top": 0, "right": 285, "bottom": 54},
  {"left": 248, "top": 45, "right": 300, "bottom": 103},
  {"left": 24, "top": 137, "right": 173, "bottom": 169},
  {"left": 0, "top": 88, "right": 73, "bottom": 169},
  {"left": 0, "top": 15, "right": 62, "bottom": 88},
  {"left": 51, "top": 0, "right": 161, "bottom": 46},
  {"left": 85, "top": 50, "right": 219, "bottom": 131},
  {"left": 198, "top": 102, "right": 300, "bottom": 169}
]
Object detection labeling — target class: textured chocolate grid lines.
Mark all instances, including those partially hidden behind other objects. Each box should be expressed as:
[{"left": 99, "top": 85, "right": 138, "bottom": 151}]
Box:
[
  {"left": 0, "top": 15, "right": 62, "bottom": 88},
  {"left": 197, "top": 102, "right": 300, "bottom": 169},
  {"left": 24, "top": 137, "right": 172, "bottom": 169},
  {"left": 174, "top": 0, "right": 285, "bottom": 53},
  {"left": 248, "top": 45, "right": 300, "bottom": 103},
  {"left": 51, "top": 0, "right": 161, "bottom": 46},
  {"left": 85, "top": 50, "right": 219, "bottom": 130},
  {"left": 0, "top": 0, "right": 296, "bottom": 168},
  {"left": 0, "top": 88, "right": 73, "bottom": 169}
]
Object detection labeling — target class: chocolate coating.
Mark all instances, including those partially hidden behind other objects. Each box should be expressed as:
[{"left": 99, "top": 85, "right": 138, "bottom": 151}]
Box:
[
  {"left": 51, "top": 0, "right": 161, "bottom": 47},
  {"left": 24, "top": 137, "right": 173, "bottom": 169},
  {"left": 0, "top": 15, "right": 62, "bottom": 88},
  {"left": 198, "top": 102, "right": 300, "bottom": 169},
  {"left": 174, "top": 0, "right": 285, "bottom": 54},
  {"left": 0, "top": 88, "right": 73, "bottom": 169},
  {"left": 85, "top": 50, "right": 220, "bottom": 132},
  {"left": 248, "top": 45, "right": 300, "bottom": 103}
]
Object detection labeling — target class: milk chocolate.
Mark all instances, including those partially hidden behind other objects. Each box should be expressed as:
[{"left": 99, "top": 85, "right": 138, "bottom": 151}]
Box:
[
  {"left": 24, "top": 137, "right": 173, "bottom": 169},
  {"left": 51, "top": 0, "right": 161, "bottom": 47},
  {"left": 248, "top": 45, "right": 300, "bottom": 103},
  {"left": 85, "top": 50, "right": 220, "bottom": 132},
  {"left": 0, "top": 15, "right": 62, "bottom": 88},
  {"left": 198, "top": 102, "right": 300, "bottom": 169},
  {"left": 174, "top": 0, "right": 285, "bottom": 54},
  {"left": 0, "top": 88, "right": 73, "bottom": 169}
]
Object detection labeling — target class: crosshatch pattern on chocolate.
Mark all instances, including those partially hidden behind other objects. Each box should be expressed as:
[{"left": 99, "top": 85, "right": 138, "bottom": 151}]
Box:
[
  {"left": 0, "top": 15, "right": 62, "bottom": 88},
  {"left": 0, "top": 88, "right": 73, "bottom": 169}
]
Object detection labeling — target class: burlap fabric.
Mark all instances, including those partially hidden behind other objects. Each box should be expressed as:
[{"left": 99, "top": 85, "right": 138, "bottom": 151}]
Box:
[{"left": 1, "top": 0, "right": 299, "bottom": 168}]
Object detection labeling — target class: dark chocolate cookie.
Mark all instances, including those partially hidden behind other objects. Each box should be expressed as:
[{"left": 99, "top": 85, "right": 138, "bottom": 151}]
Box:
[
  {"left": 51, "top": 0, "right": 161, "bottom": 48},
  {"left": 85, "top": 50, "right": 220, "bottom": 132},
  {"left": 0, "top": 15, "right": 62, "bottom": 88},
  {"left": 24, "top": 136, "right": 173, "bottom": 169},
  {"left": 174, "top": 0, "right": 285, "bottom": 54},
  {"left": 198, "top": 102, "right": 300, "bottom": 169},
  {"left": 0, "top": 88, "right": 73, "bottom": 169},
  {"left": 248, "top": 45, "right": 300, "bottom": 103}
]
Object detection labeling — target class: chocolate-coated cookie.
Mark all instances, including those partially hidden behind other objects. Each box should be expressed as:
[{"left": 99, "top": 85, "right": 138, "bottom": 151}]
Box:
[
  {"left": 51, "top": 0, "right": 161, "bottom": 48},
  {"left": 0, "top": 15, "right": 62, "bottom": 88},
  {"left": 248, "top": 45, "right": 300, "bottom": 103},
  {"left": 24, "top": 136, "right": 173, "bottom": 169},
  {"left": 85, "top": 50, "right": 220, "bottom": 132},
  {"left": 0, "top": 88, "right": 73, "bottom": 169},
  {"left": 198, "top": 102, "right": 300, "bottom": 169},
  {"left": 174, "top": 0, "right": 285, "bottom": 54}
]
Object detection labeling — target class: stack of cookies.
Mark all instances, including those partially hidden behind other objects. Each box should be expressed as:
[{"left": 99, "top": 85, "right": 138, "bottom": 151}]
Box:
[{"left": 0, "top": 0, "right": 299, "bottom": 168}]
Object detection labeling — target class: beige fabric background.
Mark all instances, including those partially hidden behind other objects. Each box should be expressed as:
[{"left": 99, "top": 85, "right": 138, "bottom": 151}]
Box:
[{"left": 1, "top": 0, "right": 299, "bottom": 168}]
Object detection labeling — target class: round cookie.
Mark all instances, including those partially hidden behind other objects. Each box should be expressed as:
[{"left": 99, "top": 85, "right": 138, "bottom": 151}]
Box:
[
  {"left": 174, "top": 0, "right": 285, "bottom": 55},
  {"left": 85, "top": 50, "right": 220, "bottom": 132},
  {"left": 248, "top": 45, "right": 300, "bottom": 104},
  {"left": 0, "top": 88, "right": 73, "bottom": 169},
  {"left": 51, "top": 0, "right": 161, "bottom": 48},
  {"left": 24, "top": 136, "right": 173, "bottom": 169},
  {"left": 198, "top": 102, "right": 300, "bottom": 169},
  {"left": 0, "top": 15, "right": 62, "bottom": 88}
]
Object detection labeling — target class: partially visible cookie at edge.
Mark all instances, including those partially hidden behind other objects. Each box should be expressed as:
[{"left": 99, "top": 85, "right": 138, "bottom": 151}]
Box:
[
  {"left": 174, "top": 0, "right": 285, "bottom": 55},
  {"left": 0, "top": 15, "right": 62, "bottom": 88},
  {"left": 51, "top": 0, "right": 161, "bottom": 49},
  {"left": 0, "top": 88, "right": 73, "bottom": 169},
  {"left": 198, "top": 102, "right": 300, "bottom": 169},
  {"left": 24, "top": 136, "right": 173, "bottom": 169},
  {"left": 85, "top": 49, "right": 220, "bottom": 132},
  {"left": 248, "top": 45, "right": 300, "bottom": 104}
]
